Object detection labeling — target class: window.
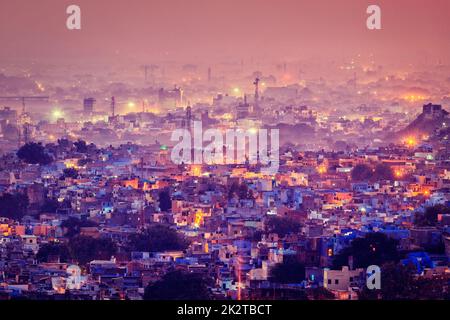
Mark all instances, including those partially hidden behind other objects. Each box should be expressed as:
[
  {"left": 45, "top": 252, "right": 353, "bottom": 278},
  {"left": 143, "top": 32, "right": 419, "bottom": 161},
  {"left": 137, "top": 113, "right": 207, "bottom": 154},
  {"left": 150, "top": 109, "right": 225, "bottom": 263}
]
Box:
[
  {"left": 335, "top": 279, "right": 339, "bottom": 285},
  {"left": 328, "top": 279, "right": 332, "bottom": 285}
]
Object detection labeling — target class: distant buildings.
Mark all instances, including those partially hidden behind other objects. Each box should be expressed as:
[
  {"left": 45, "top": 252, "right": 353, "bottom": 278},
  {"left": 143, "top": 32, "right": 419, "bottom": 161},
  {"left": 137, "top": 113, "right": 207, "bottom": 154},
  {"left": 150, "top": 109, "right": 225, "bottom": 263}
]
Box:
[{"left": 83, "top": 98, "right": 96, "bottom": 116}]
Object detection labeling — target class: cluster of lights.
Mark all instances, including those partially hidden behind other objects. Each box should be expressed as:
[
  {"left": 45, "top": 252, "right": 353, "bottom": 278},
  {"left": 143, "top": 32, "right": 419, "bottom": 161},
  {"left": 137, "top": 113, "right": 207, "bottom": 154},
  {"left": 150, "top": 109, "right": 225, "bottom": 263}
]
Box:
[
  {"left": 193, "top": 210, "right": 204, "bottom": 228},
  {"left": 403, "top": 94, "right": 426, "bottom": 102}
]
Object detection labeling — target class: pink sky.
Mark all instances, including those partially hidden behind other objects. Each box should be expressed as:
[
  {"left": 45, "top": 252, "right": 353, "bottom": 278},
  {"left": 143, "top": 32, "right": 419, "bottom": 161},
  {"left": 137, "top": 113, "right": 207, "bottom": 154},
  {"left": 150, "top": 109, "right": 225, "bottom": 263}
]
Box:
[{"left": 1, "top": 0, "right": 450, "bottom": 63}]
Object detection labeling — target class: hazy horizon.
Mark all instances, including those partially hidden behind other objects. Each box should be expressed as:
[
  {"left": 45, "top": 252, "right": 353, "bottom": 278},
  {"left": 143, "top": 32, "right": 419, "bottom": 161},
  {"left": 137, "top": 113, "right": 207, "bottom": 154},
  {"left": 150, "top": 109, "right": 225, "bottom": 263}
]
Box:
[{"left": 1, "top": 0, "right": 450, "bottom": 65}]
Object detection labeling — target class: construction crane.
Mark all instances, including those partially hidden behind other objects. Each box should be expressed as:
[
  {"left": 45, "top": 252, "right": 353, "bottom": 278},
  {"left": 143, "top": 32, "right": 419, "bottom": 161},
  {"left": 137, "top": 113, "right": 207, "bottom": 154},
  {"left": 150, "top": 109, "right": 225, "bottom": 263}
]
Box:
[
  {"left": 140, "top": 64, "right": 159, "bottom": 83},
  {"left": 0, "top": 96, "right": 49, "bottom": 114}
]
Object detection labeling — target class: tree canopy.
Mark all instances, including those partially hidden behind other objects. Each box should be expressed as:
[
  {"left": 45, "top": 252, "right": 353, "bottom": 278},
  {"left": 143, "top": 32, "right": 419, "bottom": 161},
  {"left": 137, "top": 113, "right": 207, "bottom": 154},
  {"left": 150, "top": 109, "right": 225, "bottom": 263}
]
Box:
[
  {"left": 351, "top": 163, "right": 394, "bottom": 182},
  {"left": 61, "top": 168, "right": 79, "bottom": 179},
  {"left": 332, "top": 232, "right": 399, "bottom": 269},
  {"left": 127, "top": 224, "right": 189, "bottom": 253},
  {"left": 228, "top": 182, "right": 254, "bottom": 200},
  {"left": 68, "top": 235, "right": 117, "bottom": 265},
  {"left": 266, "top": 216, "right": 302, "bottom": 237},
  {"left": 17, "top": 142, "right": 53, "bottom": 165},
  {"left": 0, "top": 192, "right": 29, "bottom": 221},
  {"left": 373, "top": 163, "right": 394, "bottom": 181},
  {"left": 61, "top": 217, "right": 98, "bottom": 238},
  {"left": 144, "top": 270, "right": 212, "bottom": 300},
  {"left": 270, "top": 256, "right": 305, "bottom": 284},
  {"left": 74, "top": 140, "right": 88, "bottom": 153},
  {"left": 359, "top": 262, "right": 450, "bottom": 300},
  {"left": 415, "top": 204, "right": 450, "bottom": 227},
  {"left": 351, "top": 164, "right": 372, "bottom": 181},
  {"left": 36, "top": 242, "right": 71, "bottom": 263},
  {"left": 158, "top": 188, "right": 172, "bottom": 212}
]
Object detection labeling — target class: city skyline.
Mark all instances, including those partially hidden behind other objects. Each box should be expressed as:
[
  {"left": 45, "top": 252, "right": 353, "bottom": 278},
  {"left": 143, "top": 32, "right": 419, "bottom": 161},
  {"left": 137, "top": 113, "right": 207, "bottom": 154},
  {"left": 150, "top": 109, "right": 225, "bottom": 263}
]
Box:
[{"left": 0, "top": 0, "right": 449, "bottom": 304}]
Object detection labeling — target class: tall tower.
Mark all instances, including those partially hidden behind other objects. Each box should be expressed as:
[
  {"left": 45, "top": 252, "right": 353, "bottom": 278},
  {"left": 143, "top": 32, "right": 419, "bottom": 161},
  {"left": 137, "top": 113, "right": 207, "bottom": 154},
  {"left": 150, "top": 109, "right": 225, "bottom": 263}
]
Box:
[
  {"left": 207, "top": 67, "right": 211, "bottom": 82},
  {"left": 111, "top": 96, "right": 116, "bottom": 117},
  {"left": 83, "top": 98, "right": 95, "bottom": 115},
  {"left": 253, "top": 77, "right": 260, "bottom": 110},
  {"left": 186, "top": 105, "right": 192, "bottom": 130},
  {"left": 23, "top": 123, "right": 30, "bottom": 144}
]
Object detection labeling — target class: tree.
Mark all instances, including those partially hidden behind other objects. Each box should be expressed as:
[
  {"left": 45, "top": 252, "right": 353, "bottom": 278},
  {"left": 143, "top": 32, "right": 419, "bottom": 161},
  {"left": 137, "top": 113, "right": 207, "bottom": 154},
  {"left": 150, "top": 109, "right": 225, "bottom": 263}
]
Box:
[
  {"left": 68, "top": 235, "right": 117, "bottom": 265},
  {"left": 62, "top": 168, "right": 79, "bottom": 179},
  {"left": 359, "top": 262, "right": 415, "bottom": 300},
  {"left": 77, "top": 158, "right": 93, "bottom": 166},
  {"left": 36, "top": 242, "right": 71, "bottom": 263},
  {"left": 373, "top": 163, "right": 394, "bottom": 181},
  {"left": 127, "top": 224, "right": 189, "bottom": 252},
  {"left": 40, "top": 198, "right": 59, "bottom": 213},
  {"left": 61, "top": 217, "right": 98, "bottom": 238},
  {"left": 238, "top": 183, "right": 254, "bottom": 200},
  {"left": 351, "top": 164, "right": 373, "bottom": 181},
  {"left": 0, "top": 193, "right": 29, "bottom": 221},
  {"left": 332, "top": 232, "right": 399, "bottom": 269},
  {"left": 144, "top": 270, "right": 212, "bottom": 300},
  {"left": 158, "top": 188, "right": 172, "bottom": 212},
  {"left": 359, "top": 262, "right": 448, "bottom": 300},
  {"left": 266, "top": 216, "right": 302, "bottom": 237},
  {"left": 17, "top": 142, "right": 52, "bottom": 165},
  {"left": 270, "top": 256, "right": 305, "bottom": 284},
  {"left": 228, "top": 182, "right": 253, "bottom": 200},
  {"left": 74, "top": 140, "right": 88, "bottom": 153},
  {"left": 57, "top": 138, "right": 72, "bottom": 150},
  {"left": 415, "top": 204, "right": 450, "bottom": 227}
]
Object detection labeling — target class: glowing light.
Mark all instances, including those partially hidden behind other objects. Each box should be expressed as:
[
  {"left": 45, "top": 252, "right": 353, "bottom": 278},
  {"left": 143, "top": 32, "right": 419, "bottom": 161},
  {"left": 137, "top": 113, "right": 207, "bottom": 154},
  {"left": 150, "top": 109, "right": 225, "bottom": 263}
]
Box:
[
  {"left": 193, "top": 210, "right": 204, "bottom": 228},
  {"left": 52, "top": 109, "right": 63, "bottom": 119},
  {"left": 190, "top": 165, "right": 202, "bottom": 176},
  {"left": 233, "top": 87, "right": 240, "bottom": 94},
  {"left": 317, "top": 165, "right": 327, "bottom": 174},
  {"left": 127, "top": 102, "right": 136, "bottom": 108},
  {"left": 248, "top": 127, "right": 258, "bottom": 135},
  {"left": 282, "top": 74, "right": 292, "bottom": 82},
  {"left": 221, "top": 113, "right": 233, "bottom": 120},
  {"left": 404, "top": 136, "right": 417, "bottom": 148},
  {"left": 35, "top": 82, "right": 45, "bottom": 92}
]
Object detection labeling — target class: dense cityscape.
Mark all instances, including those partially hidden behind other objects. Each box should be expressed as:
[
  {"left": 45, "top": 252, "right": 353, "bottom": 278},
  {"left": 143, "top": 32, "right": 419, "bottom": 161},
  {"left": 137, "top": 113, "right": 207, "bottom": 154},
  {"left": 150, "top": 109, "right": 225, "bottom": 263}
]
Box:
[{"left": 0, "top": 0, "right": 449, "bottom": 301}]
